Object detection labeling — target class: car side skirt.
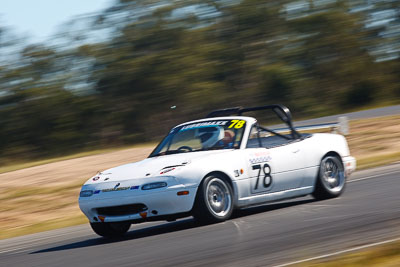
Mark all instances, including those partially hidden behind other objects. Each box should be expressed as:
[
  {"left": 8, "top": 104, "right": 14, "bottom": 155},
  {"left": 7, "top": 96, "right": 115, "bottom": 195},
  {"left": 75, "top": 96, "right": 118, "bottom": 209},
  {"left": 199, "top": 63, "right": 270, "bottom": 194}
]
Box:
[{"left": 235, "top": 186, "right": 314, "bottom": 207}]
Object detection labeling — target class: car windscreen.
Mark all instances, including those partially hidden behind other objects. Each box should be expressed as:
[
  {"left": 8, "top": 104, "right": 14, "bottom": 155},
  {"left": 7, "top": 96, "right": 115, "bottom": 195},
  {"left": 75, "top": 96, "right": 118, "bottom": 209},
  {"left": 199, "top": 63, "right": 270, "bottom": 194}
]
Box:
[{"left": 149, "top": 119, "right": 246, "bottom": 157}]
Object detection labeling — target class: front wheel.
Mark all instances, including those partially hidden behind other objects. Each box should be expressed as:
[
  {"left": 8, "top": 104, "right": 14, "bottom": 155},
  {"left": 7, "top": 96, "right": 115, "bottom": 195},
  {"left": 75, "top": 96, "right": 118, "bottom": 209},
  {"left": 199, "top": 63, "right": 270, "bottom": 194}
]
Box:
[
  {"left": 312, "top": 155, "right": 346, "bottom": 200},
  {"left": 90, "top": 222, "right": 130, "bottom": 238},
  {"left": 193, "top": 175, "right": 234, "bottom": 223}
]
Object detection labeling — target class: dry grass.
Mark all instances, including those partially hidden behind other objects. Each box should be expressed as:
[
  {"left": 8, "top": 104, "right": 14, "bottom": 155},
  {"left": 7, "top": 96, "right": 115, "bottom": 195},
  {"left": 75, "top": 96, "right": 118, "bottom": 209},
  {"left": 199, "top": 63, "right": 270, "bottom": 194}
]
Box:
[
  {"left": 296, "top": 240, "right": 400, "bottom": 267},
  {"left": 297, "top": 115, "right": 400, "bottom": 170},
  {"left": 0, "top": 142, "right": 155, "bottom": 175},
  {"left": 0, "top": 115, "right": 399, "bottom": 239},
  {"left": 347, "top": 115, "right": 400, "bottom": 169},
  {"left": 0, "top": 146, "right": 154, "bottom": 239}
]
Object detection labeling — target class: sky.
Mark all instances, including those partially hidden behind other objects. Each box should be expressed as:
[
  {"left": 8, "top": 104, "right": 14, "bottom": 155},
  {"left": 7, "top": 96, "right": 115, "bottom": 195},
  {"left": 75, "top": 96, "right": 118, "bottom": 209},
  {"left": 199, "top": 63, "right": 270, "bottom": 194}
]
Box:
[{"left": 1, "top": 0, "right": 113, "bottom": 42}]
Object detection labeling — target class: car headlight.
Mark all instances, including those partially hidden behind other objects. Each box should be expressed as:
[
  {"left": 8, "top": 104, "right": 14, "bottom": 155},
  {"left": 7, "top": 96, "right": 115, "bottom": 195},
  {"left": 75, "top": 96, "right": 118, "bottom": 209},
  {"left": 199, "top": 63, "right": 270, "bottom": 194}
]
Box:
[
  {"left": 142, "top": 182, "right": 167, "bottom": 190},
  {"left": 80, "top": 190, "right": 94, "bottom": 197}
]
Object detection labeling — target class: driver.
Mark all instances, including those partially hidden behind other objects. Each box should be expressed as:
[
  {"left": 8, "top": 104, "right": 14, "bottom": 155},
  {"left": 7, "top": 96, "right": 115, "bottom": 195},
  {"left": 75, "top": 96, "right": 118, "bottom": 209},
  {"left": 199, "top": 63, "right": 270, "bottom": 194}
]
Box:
[
  {"left": 221, "top": 130, "right": 235, "bottom": 148},
  {"left": 195, "top": 127, "right": 235, "bottom": 149},
  {"left": 195, "top": 126, "right": 225, "bottom": 149}
]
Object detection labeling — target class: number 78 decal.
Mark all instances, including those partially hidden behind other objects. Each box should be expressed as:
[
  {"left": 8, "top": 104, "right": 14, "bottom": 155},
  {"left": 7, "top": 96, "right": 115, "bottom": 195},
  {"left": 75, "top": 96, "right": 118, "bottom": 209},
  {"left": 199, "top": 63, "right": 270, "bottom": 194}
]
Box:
[
  {"left": 252, "top": 163, "right": 273, "bottom": 190},
  {"left": 228, "top": 120, "right": 245, "bottom": 129}
]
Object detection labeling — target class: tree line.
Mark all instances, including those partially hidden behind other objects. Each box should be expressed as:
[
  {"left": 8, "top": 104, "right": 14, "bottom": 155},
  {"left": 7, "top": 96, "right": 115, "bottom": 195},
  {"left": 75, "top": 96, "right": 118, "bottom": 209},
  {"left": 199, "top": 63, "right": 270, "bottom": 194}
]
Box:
[{"left": 1, "top": 0, "right": 399, "bottom": 163}]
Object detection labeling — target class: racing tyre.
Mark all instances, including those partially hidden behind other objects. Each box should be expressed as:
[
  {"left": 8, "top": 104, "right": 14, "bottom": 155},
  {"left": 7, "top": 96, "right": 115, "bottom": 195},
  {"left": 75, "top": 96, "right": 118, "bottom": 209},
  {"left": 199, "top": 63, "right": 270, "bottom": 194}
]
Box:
[
  {"left": 90, "top": 222, "right": 130, "bottom": 238},
  {"left": 312, "top": 155, "right": 346, "bottom": 200},
  {"left": 193, "top": 175, "right": 234, "bottom": 223}
]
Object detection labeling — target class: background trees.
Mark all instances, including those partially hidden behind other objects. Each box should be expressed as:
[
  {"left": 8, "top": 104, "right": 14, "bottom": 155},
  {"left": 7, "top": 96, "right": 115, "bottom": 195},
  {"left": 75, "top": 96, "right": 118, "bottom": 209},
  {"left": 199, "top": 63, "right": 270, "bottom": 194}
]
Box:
[{"left": 1, "top": 0, "right": 399, "bottom": 162}]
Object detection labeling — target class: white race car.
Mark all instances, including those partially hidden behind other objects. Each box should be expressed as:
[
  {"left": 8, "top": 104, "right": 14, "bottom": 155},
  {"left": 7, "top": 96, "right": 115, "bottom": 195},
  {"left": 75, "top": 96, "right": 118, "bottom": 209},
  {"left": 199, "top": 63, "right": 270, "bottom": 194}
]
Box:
[{"left": 79, "top": 105, "right": 356, "bottom": 237}]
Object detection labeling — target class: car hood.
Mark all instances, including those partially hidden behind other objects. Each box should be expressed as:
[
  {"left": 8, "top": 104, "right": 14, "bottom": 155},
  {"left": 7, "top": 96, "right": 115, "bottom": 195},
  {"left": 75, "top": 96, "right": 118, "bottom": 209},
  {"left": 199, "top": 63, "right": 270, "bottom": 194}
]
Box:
[{"left": 84, "top": 149, "right": 233, "bottom": 184}]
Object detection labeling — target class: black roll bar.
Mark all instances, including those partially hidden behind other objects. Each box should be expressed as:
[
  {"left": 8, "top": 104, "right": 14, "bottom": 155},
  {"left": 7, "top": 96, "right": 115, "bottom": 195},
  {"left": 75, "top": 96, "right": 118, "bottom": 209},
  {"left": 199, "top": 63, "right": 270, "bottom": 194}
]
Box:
[{"left": 206, "top": 104, "right": 301, "bottom": 139}]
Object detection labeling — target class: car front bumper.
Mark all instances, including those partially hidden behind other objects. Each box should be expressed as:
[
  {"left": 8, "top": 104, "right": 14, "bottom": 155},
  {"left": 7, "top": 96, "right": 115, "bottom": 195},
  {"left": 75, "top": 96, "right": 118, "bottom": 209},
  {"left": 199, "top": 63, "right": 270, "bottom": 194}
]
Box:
[
  {"left": 79, "top": 177, "right": 197, "bottom": 223},
  {"left": 342, "top": 156, "right": 356, "bottom": 177}
]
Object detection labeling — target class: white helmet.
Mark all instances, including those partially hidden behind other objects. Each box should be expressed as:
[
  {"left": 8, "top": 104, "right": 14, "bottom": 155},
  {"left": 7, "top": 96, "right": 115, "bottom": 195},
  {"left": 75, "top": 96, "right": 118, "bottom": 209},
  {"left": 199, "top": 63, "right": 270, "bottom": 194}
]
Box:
[{"left": 195, "top": 126, "right": 224, "bottom": 148}]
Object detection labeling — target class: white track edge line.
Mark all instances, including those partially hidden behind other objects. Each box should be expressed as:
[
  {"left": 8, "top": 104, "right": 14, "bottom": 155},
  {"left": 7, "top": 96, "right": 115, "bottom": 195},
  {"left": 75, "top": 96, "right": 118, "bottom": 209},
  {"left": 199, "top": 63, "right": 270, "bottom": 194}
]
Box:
[{"left": 273, "top": 237, "right": 400, "bottom": 267}]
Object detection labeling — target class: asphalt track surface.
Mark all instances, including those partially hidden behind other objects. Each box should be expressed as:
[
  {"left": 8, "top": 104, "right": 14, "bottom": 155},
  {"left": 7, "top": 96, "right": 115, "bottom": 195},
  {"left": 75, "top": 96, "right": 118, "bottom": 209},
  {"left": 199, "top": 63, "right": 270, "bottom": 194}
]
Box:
[
  {"left": 293, "top": 104, "right": 400, "bottom": 126},
  {"left": 1, "top": 163, "right": 400, "bottom": 267}
]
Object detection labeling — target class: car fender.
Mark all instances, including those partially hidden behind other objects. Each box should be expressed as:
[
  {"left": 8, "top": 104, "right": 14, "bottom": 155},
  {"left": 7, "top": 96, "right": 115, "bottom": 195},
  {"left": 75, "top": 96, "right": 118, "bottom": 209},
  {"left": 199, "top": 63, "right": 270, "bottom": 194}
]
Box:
[{"left": 173, "top": 150, "right": 247, "bottom": 205}]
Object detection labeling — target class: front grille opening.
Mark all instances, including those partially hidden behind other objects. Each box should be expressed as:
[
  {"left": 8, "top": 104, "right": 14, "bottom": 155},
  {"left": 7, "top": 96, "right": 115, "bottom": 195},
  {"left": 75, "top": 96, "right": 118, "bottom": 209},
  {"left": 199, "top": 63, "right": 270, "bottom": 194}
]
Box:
[{"left": 96, "top": 203, "right": 148, "bottom": 216}]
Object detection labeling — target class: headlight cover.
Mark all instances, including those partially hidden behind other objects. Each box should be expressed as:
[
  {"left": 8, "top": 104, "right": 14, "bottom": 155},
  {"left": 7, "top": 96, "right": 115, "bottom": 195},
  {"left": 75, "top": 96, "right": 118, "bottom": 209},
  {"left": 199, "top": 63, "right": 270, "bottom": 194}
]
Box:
[
  {"left": 142, "top": 182, "right": 167, "bottom": 190},
  {"left": 80, "top": 190, "right": 94, "bottom": 197}
]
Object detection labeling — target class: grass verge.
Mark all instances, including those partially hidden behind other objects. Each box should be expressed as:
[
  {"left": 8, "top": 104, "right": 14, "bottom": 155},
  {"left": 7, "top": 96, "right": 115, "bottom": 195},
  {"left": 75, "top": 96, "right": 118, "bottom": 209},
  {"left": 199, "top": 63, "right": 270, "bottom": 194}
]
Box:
[
  {"left": 297, "top": 240, "right": 400, "bottom": 267},
  {"left": 0, "top": 215, "right": 87, "bottom": 240},
  {"left": 356, "top": 152, "right": 400, "bottom": 170},
  {"left": 0, "top": 142, "right": 156, "bottom": 175},
  {"left": 1, "top": 114, "right": 400, "bottom": 241}
]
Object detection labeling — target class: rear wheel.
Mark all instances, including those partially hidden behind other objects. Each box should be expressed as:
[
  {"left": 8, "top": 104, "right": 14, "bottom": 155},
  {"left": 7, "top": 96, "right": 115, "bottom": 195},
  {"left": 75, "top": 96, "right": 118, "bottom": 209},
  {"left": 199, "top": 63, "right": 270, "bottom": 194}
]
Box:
[
  {"left": 312, "top": 155, "right": 346, "bottom": 200},
  {"left": 90, "top": 222, "right": 130, "bottom": 238},
  {"left": 193, "top": 175, "right": 234, "bottom": 223}
]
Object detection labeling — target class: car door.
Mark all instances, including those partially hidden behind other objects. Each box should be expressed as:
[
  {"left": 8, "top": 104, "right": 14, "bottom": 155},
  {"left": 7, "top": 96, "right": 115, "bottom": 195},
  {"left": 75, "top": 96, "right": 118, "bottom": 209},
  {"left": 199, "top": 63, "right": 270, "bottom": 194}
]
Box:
[{"left": 244, "top": 124, "right": 307, "bottom": 195}]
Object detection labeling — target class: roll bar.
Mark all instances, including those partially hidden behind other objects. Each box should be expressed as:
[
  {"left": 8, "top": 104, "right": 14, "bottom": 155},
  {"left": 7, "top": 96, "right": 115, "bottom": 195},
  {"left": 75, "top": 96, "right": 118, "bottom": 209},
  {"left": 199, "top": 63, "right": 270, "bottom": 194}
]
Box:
[{"left": 206, "top": 104, "right": 301, "bottom": 139}]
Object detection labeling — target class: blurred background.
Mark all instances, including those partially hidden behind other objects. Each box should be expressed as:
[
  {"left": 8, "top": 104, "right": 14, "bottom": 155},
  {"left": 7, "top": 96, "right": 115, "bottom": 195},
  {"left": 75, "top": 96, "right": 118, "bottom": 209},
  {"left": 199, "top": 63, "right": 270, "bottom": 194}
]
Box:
[{"left": 1, "top": 0, "right": 400, "bottom": 165}]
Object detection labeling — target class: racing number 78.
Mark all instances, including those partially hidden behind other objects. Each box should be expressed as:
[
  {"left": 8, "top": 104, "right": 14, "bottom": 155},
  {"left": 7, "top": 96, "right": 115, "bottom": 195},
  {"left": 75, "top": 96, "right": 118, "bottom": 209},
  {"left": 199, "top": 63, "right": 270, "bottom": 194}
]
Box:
[
  {"left": 252, "top": 163, "right": 272, "bottom": 190},
  {"left": 228, "top": 120, "right": 245, "bottom": 129}
]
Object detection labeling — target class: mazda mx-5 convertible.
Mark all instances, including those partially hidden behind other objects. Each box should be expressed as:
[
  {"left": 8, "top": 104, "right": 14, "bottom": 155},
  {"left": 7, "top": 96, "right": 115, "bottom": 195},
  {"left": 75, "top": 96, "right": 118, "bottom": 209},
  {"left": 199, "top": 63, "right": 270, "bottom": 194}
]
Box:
[{"left": 79, "top": 104, "right": 356, "bottom": 237}]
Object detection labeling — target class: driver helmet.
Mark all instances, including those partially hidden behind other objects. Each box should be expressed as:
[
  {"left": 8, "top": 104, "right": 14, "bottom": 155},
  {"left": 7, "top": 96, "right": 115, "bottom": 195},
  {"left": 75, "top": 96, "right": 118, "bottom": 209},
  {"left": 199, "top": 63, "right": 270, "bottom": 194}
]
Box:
[{"left": 195, "top": 126, "right": 224, "bottom": 148}]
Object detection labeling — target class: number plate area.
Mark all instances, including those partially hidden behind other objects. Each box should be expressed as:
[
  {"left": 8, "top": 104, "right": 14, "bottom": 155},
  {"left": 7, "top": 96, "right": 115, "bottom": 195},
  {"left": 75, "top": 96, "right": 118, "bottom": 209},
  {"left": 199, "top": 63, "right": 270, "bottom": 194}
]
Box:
[
  {"left": 250, "top": 162, "right": 274, "bottom": 194},
  {"left": 246, "top": 149, "right": 275, "bottom": 194},
  {"left": 246, "top": 146, "right": 305, "bottom": 195}
]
